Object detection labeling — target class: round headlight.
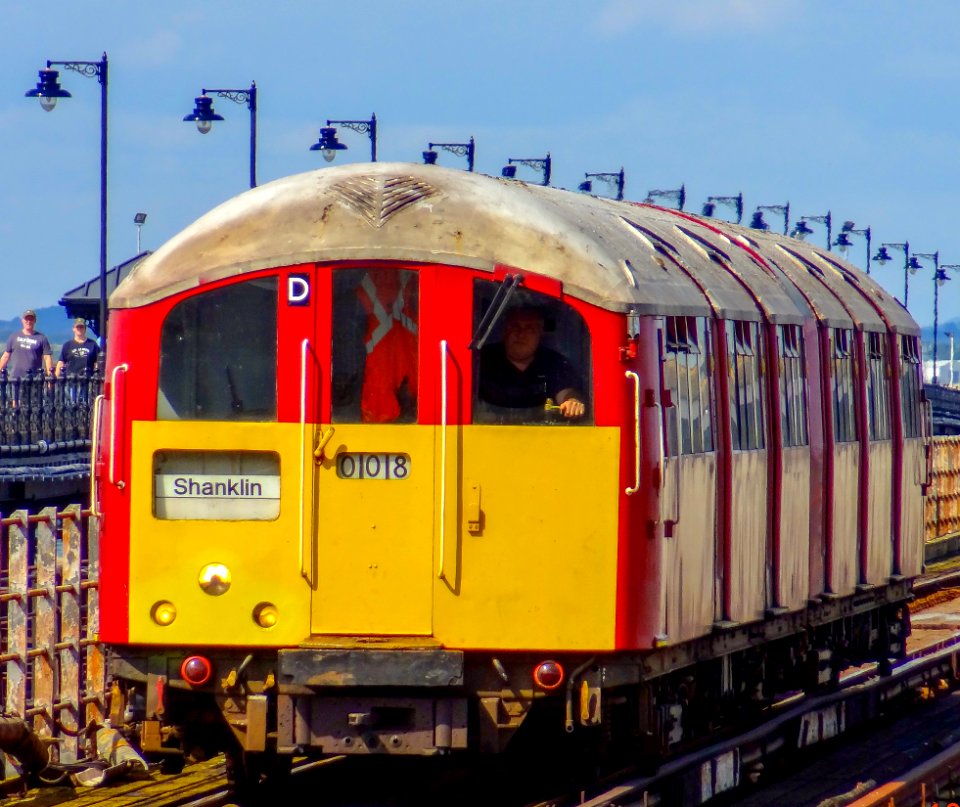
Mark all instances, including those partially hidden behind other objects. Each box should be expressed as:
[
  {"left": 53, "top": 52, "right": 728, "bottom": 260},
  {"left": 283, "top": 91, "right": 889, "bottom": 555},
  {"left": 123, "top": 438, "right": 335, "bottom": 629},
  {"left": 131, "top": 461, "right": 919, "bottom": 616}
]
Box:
[
  {"left": 253, "top": 602, "right": 279, "bottom": 628},
  {"left": 151, "top": 601, "right": 177, "bottom": 626},
  {"left": 198, "top": 563, "right": 231, "bottom": 596}
]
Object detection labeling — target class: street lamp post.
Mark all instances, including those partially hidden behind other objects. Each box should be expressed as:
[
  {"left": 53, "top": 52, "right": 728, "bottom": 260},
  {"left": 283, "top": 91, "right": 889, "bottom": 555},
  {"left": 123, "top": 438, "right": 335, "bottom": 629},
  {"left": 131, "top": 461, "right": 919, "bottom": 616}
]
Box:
[
  {"left": 183, "top": 83, "right": 258, "bottom": 188},
  {"left": 873, "top": 242, "right": 921, "bottom": 308},
  {"left": 134, "top": 212, "right": 147, "bottom": 254},
  {"left": 422, "top": 137, "right": 475, "bottom": 171},
  {"left": 793, "top": 211, "right": 832, "bottom": 251},
  {"left": 26, "top": 53, "right": 109, "bottom": 347},
  {"left": 750, "top": 203, "right": 790, "bottom": 235},
  {"left": 578, "top": 168, "right": 625, "bottom": 201},
  {"left": 949, "top": 331, "right": 956, "bottom": 387},
  {"left": 834, "top": 221, "right": 872, "bottom": 274},
  {"left": 934, "top": 264, "right": 957, "bottom": 384},
  {"left": 501, "top": 154, "right": 552, "bottom": 186},
  {"left": 310, "top": 115, "right": 377, "bottom": 162},
  {"left": 702, "top": 193, "right": 743, "bottom": 223},
  {"left": 643, "top": 185, "right": 686, "bottom": 210}
]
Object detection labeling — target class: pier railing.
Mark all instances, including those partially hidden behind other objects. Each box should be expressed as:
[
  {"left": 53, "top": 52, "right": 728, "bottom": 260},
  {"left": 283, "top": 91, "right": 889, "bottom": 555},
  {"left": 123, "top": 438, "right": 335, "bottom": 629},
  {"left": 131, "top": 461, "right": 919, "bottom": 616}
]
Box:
[
  {"left": 0, "top": 372, "right": 103, "bottom": 450},
  {"left": 0, "top": 506, "right": 103, "bottom": 763}
]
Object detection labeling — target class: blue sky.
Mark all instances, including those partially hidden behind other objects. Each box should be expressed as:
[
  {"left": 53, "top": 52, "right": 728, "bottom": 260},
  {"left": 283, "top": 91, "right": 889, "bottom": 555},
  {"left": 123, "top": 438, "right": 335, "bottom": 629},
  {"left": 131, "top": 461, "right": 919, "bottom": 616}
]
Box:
[{"left": 2, "top": 0, "right": 960, "bottom": 334}]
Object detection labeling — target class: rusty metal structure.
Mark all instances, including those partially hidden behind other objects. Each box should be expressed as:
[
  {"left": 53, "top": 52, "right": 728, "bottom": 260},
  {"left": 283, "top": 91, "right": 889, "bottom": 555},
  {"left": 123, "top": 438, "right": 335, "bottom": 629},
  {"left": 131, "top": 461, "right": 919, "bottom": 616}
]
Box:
[
  {"left": 926, "top": 435, "right": 960, "bottom": 543},
  {"left": 0, "top": 505, "right": 104, "bottom": 763}
]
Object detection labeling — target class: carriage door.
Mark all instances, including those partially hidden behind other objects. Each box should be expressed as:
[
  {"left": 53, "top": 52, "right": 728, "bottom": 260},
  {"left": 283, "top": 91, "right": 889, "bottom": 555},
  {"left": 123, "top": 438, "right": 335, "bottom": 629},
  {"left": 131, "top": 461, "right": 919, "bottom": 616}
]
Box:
[
  {"left": 309, "top": 266, "right": 434, "bottom": 636},
  {"left": 659, "top": 316, "right": 720, "bottom": 642}
]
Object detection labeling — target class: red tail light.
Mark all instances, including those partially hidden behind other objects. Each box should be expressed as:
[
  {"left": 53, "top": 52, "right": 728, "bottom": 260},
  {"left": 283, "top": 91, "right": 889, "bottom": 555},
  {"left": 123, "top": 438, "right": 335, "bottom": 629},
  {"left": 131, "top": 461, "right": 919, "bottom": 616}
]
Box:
[
  {"left": 180, "top": 655, "right": 213, "bottom": 686},
  {"left": 533, "top": 660, "right": 565, "bottom": 690}
]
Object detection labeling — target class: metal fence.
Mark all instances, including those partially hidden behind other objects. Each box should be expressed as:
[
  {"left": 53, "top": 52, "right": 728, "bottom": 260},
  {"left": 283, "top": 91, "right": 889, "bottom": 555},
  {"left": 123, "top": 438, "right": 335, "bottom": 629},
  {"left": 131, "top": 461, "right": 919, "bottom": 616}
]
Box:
[
  {"left": 926, "top": 436, "right": 960, "bottom": 542},
  {"left": 0, "top": 372, "right": 103, "bottom": 449},
  {"left": 0, "top": 505, "right": 103, "bottom": 763}
]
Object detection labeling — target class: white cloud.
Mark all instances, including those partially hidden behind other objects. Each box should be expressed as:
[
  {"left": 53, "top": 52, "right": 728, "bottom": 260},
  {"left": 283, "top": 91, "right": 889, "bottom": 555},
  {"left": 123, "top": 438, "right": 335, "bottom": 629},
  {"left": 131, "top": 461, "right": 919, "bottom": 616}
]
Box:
[{"left": 592, "top": 0, "right": 798, "bottom": 37}]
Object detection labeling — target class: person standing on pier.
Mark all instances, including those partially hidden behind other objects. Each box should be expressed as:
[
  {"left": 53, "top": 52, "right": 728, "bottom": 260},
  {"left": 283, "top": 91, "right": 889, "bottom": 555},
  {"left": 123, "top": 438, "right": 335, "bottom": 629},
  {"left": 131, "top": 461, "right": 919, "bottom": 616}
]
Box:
[
  {"left": 0, "top": 310, "right": 52, "bottom": 377},
  {"left": 55, "top": 319, "right": 99, "bottom": 378}
]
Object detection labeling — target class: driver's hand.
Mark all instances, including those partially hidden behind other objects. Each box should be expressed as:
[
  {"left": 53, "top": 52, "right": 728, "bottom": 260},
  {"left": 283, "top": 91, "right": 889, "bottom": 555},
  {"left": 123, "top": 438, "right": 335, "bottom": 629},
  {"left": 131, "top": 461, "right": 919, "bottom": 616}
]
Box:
[{"left": 559, "top": 398, "right": 585, "bottom": 419}]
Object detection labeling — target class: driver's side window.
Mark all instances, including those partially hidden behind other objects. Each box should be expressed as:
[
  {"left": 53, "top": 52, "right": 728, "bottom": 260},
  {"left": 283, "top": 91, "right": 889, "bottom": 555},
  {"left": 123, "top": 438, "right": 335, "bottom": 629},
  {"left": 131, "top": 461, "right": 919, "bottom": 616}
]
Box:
[{"left": 472, "top": 279, "right": 591, "bottom": 425}]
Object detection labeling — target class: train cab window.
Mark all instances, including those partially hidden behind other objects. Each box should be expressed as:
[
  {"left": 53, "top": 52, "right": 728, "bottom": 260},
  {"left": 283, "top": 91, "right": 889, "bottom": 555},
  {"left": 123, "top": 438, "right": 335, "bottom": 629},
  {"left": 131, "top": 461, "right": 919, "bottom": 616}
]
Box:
[
  {"left": 663, "top": 316, "right": 714, "bottom": 456},
  {"left": 158, "top": 278, "right": 277, "bottom": 421},
  {"left": 472, "top": 280, "right": 591, "bottom": 425},
  {"left": 331, "top": 268, "right": 418, "bottom": 424},
  {"left": 777, "top": 324, "right": 808, "bottom": 447},
  {"left": 830, "top": 328, "right": 858, "bottom": 443},
  {"left": 899, "top": 335, "right": 922, "bottom": 438},
  {"left": 867, "top": 331, "right": 891, "bottom": 441},
  {"left": 727, "top": 320, "right": 766, "bottom": 451}
]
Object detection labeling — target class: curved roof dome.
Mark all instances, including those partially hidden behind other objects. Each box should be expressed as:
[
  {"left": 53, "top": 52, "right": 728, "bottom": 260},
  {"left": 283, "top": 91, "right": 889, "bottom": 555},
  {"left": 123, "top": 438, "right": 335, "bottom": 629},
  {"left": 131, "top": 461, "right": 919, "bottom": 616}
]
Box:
[{"left": 113, "top": 162, "right": 917, "bottom": 336}]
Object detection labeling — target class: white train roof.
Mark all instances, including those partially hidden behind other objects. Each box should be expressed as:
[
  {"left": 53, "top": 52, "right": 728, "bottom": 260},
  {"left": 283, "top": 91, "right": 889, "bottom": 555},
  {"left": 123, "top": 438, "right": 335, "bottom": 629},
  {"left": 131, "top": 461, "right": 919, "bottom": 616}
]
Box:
[{"left": 113, "top": 162, "right": 918, "bottom": 335}]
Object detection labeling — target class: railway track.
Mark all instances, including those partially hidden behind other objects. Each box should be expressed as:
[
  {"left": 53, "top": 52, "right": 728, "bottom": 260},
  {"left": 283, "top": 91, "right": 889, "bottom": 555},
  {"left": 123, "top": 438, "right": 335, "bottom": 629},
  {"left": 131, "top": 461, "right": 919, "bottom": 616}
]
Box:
[
  {"left": 521, "top": 571, "right": 960, "bottom": 807},
  {"left": 5, "top": 570, "right": 960, "bottom": 807},
  {"left": 3, "top": 757, "right": 230, "bottom": 807}
]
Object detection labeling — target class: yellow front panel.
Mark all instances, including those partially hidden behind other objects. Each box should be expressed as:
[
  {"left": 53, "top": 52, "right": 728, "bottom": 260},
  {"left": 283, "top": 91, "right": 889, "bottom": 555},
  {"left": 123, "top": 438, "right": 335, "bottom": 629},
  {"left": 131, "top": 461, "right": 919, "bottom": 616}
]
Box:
[
  {"left": 128, "top": 421, "right": 620, "bottom": 651},
  {"left": 128, "top": 421, "right": 310, "bottom": 646},
  {"left": 311, "top": 425, "right": 434, "bottom": 635},
  {"left": 433, "top": 426, "right": 620, "bottom": 650}
]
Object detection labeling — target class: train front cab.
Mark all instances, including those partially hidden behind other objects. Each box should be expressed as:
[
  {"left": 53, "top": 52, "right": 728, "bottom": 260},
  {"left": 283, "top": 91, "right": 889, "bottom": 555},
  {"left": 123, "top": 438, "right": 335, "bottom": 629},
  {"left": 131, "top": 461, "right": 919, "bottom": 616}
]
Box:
[{"left": 102, "top": 261, "right": 649, "bottom": 759}]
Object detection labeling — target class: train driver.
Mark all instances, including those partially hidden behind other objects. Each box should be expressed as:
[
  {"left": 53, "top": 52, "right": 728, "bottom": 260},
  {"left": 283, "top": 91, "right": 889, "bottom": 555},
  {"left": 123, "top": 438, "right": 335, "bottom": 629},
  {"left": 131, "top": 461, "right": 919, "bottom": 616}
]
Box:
[{"left": 478, "top": 306, "right": 586, "bottom": 419}]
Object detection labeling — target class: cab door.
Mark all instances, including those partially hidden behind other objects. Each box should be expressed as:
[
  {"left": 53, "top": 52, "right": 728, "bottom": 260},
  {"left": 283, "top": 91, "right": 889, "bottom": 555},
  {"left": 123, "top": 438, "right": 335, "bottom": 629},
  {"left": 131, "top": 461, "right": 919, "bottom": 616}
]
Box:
[{"left": 307, "top": 266, "right": 435, "bottom": 636}]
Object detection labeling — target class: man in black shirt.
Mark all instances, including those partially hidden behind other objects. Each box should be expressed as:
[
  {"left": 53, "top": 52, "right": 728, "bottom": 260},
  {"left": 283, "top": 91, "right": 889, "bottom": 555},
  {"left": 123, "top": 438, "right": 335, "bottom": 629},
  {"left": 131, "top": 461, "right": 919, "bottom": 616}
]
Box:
[
  {"left": 479, "top": 307, "right": 585, "bottom": 419},
  {"left": 56, "top": 319, "right": 100, "bottom": 377}
]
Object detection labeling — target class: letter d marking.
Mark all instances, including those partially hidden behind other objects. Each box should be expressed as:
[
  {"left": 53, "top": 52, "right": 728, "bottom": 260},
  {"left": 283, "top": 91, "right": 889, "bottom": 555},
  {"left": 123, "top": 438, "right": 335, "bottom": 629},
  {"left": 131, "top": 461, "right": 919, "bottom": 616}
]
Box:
[{"left": 288, "top": 275, "right": 310, "bottom": 306}]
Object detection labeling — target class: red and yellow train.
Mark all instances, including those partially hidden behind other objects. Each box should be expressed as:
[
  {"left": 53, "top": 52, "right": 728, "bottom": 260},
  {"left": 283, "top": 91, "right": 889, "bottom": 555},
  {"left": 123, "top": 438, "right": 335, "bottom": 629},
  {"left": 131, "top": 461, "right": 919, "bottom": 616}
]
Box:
[{"left": 95, "top": 163, "right": 928, "bottom": 779}]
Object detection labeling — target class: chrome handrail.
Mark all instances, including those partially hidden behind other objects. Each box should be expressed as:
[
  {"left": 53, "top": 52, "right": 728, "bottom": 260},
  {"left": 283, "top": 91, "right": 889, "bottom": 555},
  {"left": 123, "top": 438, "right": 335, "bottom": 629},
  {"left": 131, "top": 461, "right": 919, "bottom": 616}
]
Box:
[
  {"left": 108, "top": 364, "right": 129, "bottom": 489},
  {"left": 625, "top": 371, "right": 641, "bottom": 495},
  {"left": 438, "top": 340, "right": 450, "bottom": 582}
]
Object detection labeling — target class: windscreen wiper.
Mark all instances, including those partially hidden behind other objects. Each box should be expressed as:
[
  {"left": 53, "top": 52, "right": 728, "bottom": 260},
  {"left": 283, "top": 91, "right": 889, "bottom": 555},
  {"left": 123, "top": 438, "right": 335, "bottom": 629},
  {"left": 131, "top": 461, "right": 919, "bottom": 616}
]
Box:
[{"left": 468, "top": 273, "right": 521, "bottom": 351}]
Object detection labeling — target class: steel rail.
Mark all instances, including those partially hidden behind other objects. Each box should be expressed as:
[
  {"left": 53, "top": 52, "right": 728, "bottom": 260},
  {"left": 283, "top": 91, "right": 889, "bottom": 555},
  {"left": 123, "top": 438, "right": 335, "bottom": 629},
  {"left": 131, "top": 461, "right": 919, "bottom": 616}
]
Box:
[
  {"left": 541, "top": 619, "right": 960, "bottom": 807},
  {"left": 845, "top": 739, "right": 960, "bottom": 806}
]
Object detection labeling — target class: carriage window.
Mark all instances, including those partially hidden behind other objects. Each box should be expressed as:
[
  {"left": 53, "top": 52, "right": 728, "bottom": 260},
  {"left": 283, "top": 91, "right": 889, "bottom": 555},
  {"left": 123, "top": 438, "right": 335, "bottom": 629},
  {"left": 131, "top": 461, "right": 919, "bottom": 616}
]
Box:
[
  {"left": 727, "top": 320, "right": 765, "bottom": 451},
  {"left": 900, "top": 335, "right": 922, "bottom": 439},
  {"left": 867, "top": 331, "right": 891, "bottom": 441},
  {"left": 332, "top": 268, "right": 419, "bottom": 424},
  {"left": 777, "top": 324, "right": 808, "bottom": 447},
  {"left": 158, "top": 277, "right": 277, "bottom": 421},
  {"left": 830, "top": 328, "right": 857, "bottom": 443},
  {"left": 664, "top": 316, "right": 714, "bottom": 456},
  {"left": 472, "top": 280, "right": 591, "bottom": 425}
]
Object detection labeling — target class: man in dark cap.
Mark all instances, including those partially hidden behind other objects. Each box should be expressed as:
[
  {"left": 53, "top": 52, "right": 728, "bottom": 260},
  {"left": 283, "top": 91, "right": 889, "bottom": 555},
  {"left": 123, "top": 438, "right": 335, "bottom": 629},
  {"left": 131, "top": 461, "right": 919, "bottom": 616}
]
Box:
[
  {"left": 56, "top": 318, "right": 100, "bottom": 405},
  {"left": 56, "top": 319, "right": 100, "bottom": 378},
  {"left": 0, "top": 310, "right": 52, "bottom": 378}
]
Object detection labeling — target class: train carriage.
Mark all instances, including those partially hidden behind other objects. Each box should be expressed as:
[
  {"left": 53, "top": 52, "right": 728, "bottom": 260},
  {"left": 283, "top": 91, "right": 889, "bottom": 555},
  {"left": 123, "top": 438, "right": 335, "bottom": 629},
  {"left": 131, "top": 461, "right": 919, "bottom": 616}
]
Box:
[{"left": 95, "top": 163, "right": 927, "bottom": 775}]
